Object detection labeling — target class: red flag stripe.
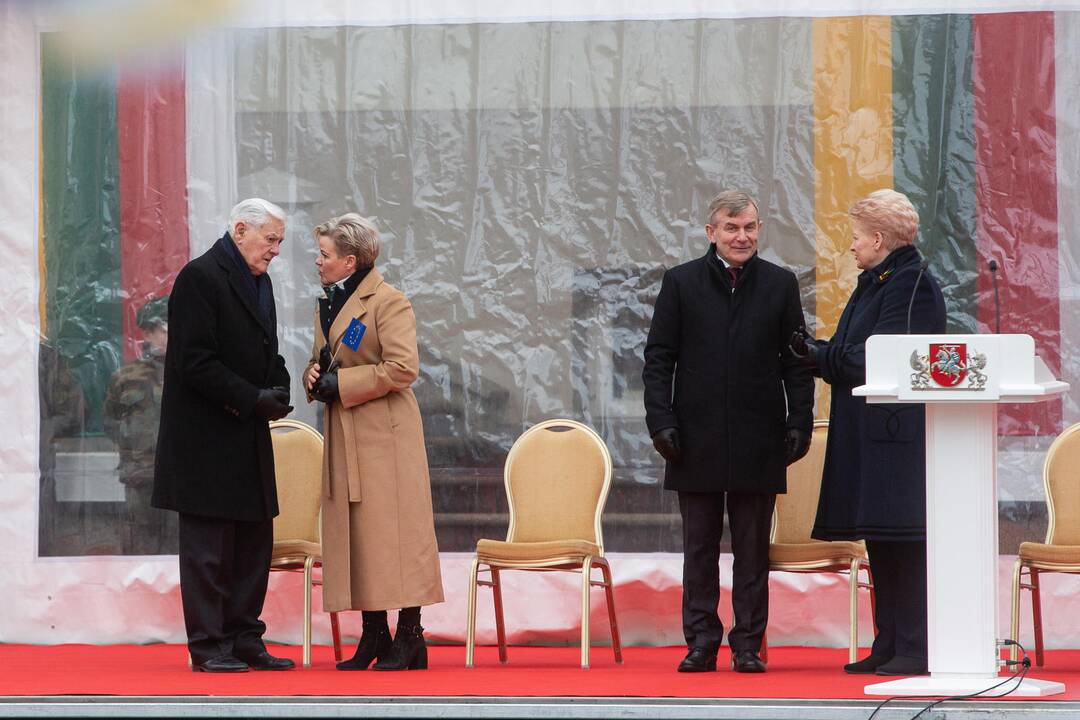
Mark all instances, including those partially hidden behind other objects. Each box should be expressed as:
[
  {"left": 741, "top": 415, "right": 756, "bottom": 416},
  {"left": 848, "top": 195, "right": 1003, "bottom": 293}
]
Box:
[
  {"left": 117, "top": 63, "right": 189, "bottom": 361},
  {"left": 973, "top": 12, "right": 1062, "bottom": 435}
]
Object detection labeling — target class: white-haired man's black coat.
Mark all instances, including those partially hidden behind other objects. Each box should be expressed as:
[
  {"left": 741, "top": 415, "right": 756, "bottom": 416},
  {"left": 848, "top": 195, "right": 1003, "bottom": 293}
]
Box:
[{"left": 153, "top": 233, "right": 289, "bottom": 521}]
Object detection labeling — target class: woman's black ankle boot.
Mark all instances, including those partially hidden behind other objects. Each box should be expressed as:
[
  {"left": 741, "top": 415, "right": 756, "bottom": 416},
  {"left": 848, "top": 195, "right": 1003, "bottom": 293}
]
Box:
[
  {"left": 336, "top": 619, "right": 392, "bottom": 670},
  {"left": 372, "top": 624, "right": 428, "bottom": 671}
]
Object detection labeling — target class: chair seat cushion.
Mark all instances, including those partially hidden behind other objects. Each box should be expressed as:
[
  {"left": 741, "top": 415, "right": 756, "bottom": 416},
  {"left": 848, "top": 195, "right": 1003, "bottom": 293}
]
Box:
[
  {"left": 769, "top": 540, "right": 867, "bottom": 566},
  {"left": 1018, "top": 542, "right": 1080, "bottom": 566},
  {"left": 476, "top": 538, "right": 601, "bottom": 563},
  {"left": 271, "top": 539, "right": 322, "bottom": 563}
]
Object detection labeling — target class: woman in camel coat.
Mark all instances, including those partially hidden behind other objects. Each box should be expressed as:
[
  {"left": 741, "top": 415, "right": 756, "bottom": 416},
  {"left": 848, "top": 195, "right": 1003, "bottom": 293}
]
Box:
[{"left": 305, "top": 213, "right": 443, "bottom": 671}]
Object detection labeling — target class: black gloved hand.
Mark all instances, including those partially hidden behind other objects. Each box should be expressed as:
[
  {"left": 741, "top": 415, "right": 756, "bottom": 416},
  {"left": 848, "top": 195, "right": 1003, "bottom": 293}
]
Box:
[
  {"left": 311, "top": 372, "right": 340, "bottom": 404},
  {"left": 785, "top": 427, "right": 811, "bottom": 465},
  {"left": 270, "top": 385, "right": 290, "bottom": 405},
  {"left": 254, "top": 387, "right": 293, "bottom": 421},
  {"left": 318, "top": 345, "right": 339, "bottom": 374},
  {"left": 788, "top": 327, "right": 825, "bottom": 364},
  {"left": 651, "top": 427, "right": 682, "bottom": 465}
]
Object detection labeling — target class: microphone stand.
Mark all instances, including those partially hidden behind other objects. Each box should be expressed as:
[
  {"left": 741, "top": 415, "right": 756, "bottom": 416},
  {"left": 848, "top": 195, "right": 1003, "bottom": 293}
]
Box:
[
  {"left": 989, "top": 259, "right": 1001, "bottom": 334},
  {"left": 906, "top": 260, "right": 930, "bottom": 334}
]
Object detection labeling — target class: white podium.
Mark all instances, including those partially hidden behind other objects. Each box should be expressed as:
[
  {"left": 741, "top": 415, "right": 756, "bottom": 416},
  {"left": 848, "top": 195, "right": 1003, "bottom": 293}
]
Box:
[{"left": 855, "top": 334, "right": 1068, "bottom": 697}]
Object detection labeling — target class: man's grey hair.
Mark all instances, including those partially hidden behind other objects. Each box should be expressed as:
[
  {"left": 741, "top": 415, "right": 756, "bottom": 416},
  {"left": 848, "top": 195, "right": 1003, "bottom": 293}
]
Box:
[
  {"left": 227, "top": 198, "right": 286, "bottom": 234},
  {"left": 705, "top": 190, "right": 759, "bottom": 225}
]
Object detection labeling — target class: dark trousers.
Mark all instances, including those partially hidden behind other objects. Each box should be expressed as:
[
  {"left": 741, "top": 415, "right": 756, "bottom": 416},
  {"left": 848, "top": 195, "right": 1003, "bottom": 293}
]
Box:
[
  {"left": 866, "top": 539, "right": 928, "bottom": 662},
  {"left": 178, "top": 513, "right": 273, "bottom": 664},
  {"left": 678, "top": 491, "right": 775, "bottom": 653}
]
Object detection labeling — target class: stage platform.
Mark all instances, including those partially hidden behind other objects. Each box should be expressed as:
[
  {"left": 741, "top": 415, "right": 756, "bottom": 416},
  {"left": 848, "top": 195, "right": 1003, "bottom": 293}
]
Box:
[{"left": 1, "top": 644, "right": 1079, "bottom": 719}]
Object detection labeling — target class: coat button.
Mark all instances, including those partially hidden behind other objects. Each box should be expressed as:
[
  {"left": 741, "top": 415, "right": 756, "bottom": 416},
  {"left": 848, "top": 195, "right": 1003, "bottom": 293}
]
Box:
[{"left": 263, "top": 337, "right": 269, "bottom": 345}]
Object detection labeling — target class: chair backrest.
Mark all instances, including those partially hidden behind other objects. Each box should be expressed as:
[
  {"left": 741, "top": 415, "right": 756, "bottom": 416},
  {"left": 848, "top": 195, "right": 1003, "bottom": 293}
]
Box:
[
  {"left": 269, "top": 419, "right": 324, "bottom": 545},
  {"left": 1043, "top": 422, "right": 1080, "bottom": 545},
  {"left": 771, "top": 420, "right": 829, "bottom": 544},
  {"left": 503, "top": 419, "right": 613, "bottom": 552}
]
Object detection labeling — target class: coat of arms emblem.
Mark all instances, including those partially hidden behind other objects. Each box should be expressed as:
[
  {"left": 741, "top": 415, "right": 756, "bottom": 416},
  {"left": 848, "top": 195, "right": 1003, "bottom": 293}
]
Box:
[{"left": 910, "top": 343, "right": 987, "bottom": 390}]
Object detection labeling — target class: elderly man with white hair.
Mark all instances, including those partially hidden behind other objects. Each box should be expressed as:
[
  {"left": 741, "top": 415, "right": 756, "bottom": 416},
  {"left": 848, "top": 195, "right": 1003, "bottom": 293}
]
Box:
[{"left": 152, "top": 198, "right": 295, "bottom": 672}]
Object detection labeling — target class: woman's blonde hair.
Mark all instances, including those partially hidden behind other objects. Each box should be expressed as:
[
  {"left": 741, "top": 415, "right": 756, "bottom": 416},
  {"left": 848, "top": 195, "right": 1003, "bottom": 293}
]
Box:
[
  {"left": 313, "top": 213, "right": 381, "bottom": 268},
  {"left": 849, "top": 189, "right": 920, "bottom": 249}
]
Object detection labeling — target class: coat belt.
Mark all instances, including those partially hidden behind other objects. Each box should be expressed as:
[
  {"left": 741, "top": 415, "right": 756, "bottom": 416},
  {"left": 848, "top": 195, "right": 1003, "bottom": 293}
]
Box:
[{"left": 324, "top": 403, "right": 362, "bottom": 502}]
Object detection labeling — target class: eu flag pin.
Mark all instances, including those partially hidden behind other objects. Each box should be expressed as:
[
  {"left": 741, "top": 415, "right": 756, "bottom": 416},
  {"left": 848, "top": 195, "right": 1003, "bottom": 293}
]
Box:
[{"left": 342, "top": 318, "right": 366, "bottom": 351}]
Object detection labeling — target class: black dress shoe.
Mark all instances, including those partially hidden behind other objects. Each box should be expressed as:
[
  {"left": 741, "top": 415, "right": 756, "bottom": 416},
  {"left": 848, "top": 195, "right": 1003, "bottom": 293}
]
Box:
[
  {"left": 731, "top": 650, "right": 767, "bottom": 673},
  {"left": 875, "top": 655, "right": 928, "bottom": 676},
  {"left": 237, "top": 651, "right": 295, "bottom": 671},
  {"left": 337, "top": 621, "right": 393, "bottom": 670},
  {"left": 192, "top": 655, "right": 249, "bottom": 673},
  {"left": 677, "top": 647, "right": 717, "bottom": 673},
  {"left": 844, "top": 654, "right": 892, "bottom": 674},
  {"left": 372, "top": 624, "right": 428, "bottom": 671}
]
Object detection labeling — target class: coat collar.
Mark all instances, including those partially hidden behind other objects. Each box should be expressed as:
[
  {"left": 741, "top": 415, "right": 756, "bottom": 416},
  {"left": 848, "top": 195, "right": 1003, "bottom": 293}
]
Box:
[
  {"left": 867, "top": 244, "right": 921, "bottom": 286},
  {"left": 210, "top": 233, "right": 272, "bottom": 336},
  {"left": 705, "top": 247, "right": 759, "bottom": 289},
  {"left": 323, "top": 265, "right": 371, "bottom": 300},
  {"left": 328, "top": 266, "right": 384, "bottom": 349}
]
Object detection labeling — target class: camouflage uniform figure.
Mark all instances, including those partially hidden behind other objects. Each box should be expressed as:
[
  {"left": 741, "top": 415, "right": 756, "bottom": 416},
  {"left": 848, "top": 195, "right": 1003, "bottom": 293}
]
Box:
[{"left": 103, "top": 296, "right": 177, "bottom": 554}]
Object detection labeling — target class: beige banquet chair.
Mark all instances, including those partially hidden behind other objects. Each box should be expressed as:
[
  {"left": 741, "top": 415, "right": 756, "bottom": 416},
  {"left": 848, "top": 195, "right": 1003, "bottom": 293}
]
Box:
[
  {"left": 1010, "top": 421, "right": 1080, "bottom": 667},
  {"left": 269, "top": 419, "right": 342, "bottom": 667},
  {"left": 465, "top": 419, "right": 623, "bottom": 669},
  {"left": 766, "top": 420, "right": 874, "bottom": 663}
]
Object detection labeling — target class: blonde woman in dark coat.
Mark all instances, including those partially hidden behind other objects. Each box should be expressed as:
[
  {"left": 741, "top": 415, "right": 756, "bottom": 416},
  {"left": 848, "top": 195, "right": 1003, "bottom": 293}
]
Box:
[{"left": 791, "top": 190, "right": 946, "bottom": 676}]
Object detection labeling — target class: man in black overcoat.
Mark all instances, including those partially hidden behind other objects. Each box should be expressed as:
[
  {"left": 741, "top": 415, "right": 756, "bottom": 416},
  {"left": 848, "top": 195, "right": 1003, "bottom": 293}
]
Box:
[
  {"left": 643, "top": 190, "right": 814, "bottom": 673},
  {"left": 153, "top": 198, "right": 295, "bottom": 672}
]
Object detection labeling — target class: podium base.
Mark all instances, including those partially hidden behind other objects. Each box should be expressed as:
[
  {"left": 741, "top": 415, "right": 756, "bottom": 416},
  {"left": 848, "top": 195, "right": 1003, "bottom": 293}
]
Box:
[{"left": 864, "top": 675, "right": 1065, "bottom": 697}]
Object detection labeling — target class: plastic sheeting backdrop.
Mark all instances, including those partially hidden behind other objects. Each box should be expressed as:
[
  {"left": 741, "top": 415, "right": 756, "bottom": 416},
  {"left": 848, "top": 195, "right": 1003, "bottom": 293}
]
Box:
[{"left": 38, "top": 13, "right": 1079, "bottom": 557}]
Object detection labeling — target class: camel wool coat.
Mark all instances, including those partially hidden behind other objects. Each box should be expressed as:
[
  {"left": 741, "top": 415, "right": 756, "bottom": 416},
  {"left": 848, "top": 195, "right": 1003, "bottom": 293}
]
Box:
[{"left": 309, "top": 267, "right": 444, "bottom": 612}]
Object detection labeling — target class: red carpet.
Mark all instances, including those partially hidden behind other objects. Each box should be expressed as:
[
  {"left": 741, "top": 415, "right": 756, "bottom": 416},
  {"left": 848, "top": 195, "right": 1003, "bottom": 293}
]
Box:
[{"left": 1, "top": 645, "right": 1077, "bottom": 699}]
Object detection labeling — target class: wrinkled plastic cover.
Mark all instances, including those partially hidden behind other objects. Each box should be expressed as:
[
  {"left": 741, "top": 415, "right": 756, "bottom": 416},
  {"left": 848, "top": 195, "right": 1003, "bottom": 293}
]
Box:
[{"left": 215, "top": 20, "right": 820, "bottom": 555}]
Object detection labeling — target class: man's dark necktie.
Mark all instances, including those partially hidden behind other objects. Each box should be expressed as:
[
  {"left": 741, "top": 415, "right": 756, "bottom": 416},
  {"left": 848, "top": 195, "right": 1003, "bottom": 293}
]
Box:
[{"left": 728, "top": 267, "right": 740, "bottom": 287}]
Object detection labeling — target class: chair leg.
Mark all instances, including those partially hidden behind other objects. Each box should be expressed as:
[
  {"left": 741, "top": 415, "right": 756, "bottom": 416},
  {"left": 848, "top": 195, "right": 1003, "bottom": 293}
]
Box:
[
  {"left": 865, "top": 564, "right": 877, "bottom": 638},
  {"left": 303, "top": 556, "right": 314, "bottom": 668},
  {"left": 465, "top": 556, "right": 480, "bottom": 668},
  {"left": 491, "top": 567, "right": 508, "bottom": 663},
  {"left": 1010, "top": 559, "right": 1023, "bottom": 664},
  {"left": 598, "top": 559, "right": 623, "bottom": 664},
  {"left": 330, "top": 611, "right": 342, "bottom": 662},
  {"left": 1031, "top": 569, "right": 1044, "bottom": 667},
  {"left": 848, "top": 559, "right": 859, "bottom": 664},
  {"left": 581, "top": 556, "right": 593, "bottom": 669}
]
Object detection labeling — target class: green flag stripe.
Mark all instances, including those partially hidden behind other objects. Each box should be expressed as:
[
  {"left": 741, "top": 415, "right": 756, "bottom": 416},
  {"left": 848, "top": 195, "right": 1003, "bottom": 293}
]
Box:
[
  {"left": 41, "top": 33, "right": 122, "bottom": 433},
  {"left": 891, "top": 14, "right": 978, "bottom": 334}
]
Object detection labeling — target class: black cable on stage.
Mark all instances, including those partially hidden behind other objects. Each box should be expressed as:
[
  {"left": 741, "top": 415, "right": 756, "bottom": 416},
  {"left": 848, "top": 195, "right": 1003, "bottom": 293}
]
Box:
[{"left": 864, "top": 641, "right": 1031, "bottom": 720}]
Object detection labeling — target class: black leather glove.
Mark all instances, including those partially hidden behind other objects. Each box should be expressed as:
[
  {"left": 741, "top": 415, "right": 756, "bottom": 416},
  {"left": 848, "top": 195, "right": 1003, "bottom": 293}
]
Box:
[
  {"left": 651, "top": 427, "right": 682, "bottom": 465},
  {"left": 788, "top": 327, "right": 825, "bottom": 365},
  {"left": 318, "top": 345, "right": 339, "bottom": 374},
  {"left": 254, "top": 387, "right": 293, "bottom": 421},
  {"left": 785, "top": 427, "right": 811, "bottom": 465},
  {"left": 311, "top": 372, "right": 340, "bottom": 404},
  {"left": 271, "top": 385, "right": 290, "bottom": 405}
]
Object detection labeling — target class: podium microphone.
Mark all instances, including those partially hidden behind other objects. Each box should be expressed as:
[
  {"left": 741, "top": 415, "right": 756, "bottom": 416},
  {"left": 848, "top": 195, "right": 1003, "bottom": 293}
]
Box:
[
  {"left": 989, "top": 259, "right": 1002, "bottom": 334},
  {"left": 906, "top": 259, "right": 930, "bottom": 334}
]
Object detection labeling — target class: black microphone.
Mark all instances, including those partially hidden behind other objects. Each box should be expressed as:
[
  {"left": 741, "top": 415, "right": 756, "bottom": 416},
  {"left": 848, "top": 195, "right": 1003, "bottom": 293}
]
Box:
[
  {"left": 989, "top": 258, "right": 1001, "bottom": 334},
  {"left": 906, "top": 259, "right": 930, "bottom": 334}
]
